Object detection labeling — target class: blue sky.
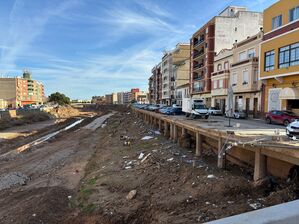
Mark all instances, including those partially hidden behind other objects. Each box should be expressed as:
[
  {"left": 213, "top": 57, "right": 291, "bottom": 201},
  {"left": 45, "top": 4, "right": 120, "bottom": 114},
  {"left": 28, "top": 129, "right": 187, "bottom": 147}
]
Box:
[{"left": 0, "top": 0, "right": 277, "bottom": 99}]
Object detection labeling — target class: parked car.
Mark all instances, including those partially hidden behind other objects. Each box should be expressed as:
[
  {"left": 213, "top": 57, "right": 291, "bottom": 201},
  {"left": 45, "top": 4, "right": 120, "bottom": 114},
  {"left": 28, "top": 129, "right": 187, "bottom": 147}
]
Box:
[
  {"left": 266, "top": 110, "right": 299, "bottom": 126},
  {"left": 159, "top": 107, "right": 172, "bottom": 114},
  {"left": 286, "top": 120, "right": 299, "bottom": 139},
  {"left": 164, "top": 107, "right": 183, "bottom": 116},
  {"left": 208, "top": 107, "right": 223, "bottom": 115}
]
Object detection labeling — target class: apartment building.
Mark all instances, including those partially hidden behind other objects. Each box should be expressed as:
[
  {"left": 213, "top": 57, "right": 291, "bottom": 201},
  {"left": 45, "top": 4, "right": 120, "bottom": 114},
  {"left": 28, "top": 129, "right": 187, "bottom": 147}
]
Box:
[
  {"left": 117, "top": 92, "right": 124, "bottom": 104},
  {"left": 211, "top": 49, "right": 233, "bottom": 113},
  {"left": 161, "top": 52, "right": 173, "bottom": 105},
  {"left": 230, "top": 32, "right": 263, "bottom": 118},
  {"left": 123, "top": 91, "right": 132, "bottom": 104},
  {"left": 260, "top": 0, "right": 299, "bottom": 115},
  {"left": 105, "top": 93, "right": 117, "bottom": 105},
  {"left": 149, "top": 63, "right": 162, "bottom": 104},
  {"left": 172, "top": 44, "right": 190, "bottom": 105},
  {"left": 0, "top": 71, "right": 45, "bottom": 108},
  {"left": 161, "top": 43, "right": 190, "bottom": 106},
  {"left": 190, "top": 6, "right": 263, "bottom": 107}
]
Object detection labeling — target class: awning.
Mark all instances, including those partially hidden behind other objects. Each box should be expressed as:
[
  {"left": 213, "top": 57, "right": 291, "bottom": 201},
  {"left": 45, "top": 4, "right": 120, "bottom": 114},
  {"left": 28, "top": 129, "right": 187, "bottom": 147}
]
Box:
[{"left": 279, "top": 87, "right": 299, "bottom": 100}]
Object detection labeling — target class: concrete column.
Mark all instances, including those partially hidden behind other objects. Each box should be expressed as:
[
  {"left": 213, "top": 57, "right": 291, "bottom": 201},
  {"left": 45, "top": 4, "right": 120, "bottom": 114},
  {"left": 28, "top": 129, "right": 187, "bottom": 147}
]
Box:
[
  {"left": 195, "top": 132, "right": 203, "bottom": 157},
  {"left": 254, "top": 148, "right": 267, "bottom": 182},
  {"left": 164, "top": 122, "right": 169, "bottom": 138},
  {"left": 169, "top": 123, "right": 173, "bottom": 140},
  {"left": 217, "top": 137, "right": 225, "bottom": 169},
  {"left": 158, "top": 119, "right": 162, "bottom": 131},
  {"left": 173, "top": 125, "right": 178, "bottom": 143},
  {"left": 181, "top": 127, "right": 186, "bottom": 137}
]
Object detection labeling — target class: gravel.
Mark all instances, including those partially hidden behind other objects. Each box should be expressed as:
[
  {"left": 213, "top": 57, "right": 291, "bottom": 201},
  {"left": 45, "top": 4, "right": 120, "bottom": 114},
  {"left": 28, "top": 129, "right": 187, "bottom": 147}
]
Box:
[{"left": 0, "top": 172, "right": 29, "bottom": 191}]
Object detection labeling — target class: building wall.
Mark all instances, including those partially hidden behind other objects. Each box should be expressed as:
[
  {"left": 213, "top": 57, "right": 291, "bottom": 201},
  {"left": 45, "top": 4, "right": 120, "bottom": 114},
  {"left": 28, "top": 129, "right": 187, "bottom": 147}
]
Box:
[
  {"left": 0, "top": 78, "right": 17, "bottom": 107},
  {"left": 214, "top": 12, "right": 263, "bottom": 54},
  {"left": 161, "top": 53, "right": 173, "bottom": 104},
  {"left": 260, "top": 0, "right": 299, "bottom": 113},
  {"left": 263, "top": 0, "right": 299, "bottom": 33}
]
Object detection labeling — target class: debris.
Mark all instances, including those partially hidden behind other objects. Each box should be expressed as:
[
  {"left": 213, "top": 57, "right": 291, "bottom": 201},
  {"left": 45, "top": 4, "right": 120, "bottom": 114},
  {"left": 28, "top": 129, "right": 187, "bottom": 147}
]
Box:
[
  {"left": 207, "top": 175, "right": 216, "bottom": 179},
  {"left": 249, "top": 202, "right": 262, "bottom": 210},
  {"left": 32, "top": 214, "right": 36, "bottom": 217},
  {"left": 141, "top": 136, "right": 154, "bottom": 140},
  {"left": 167, "top": 158, "right": 174, "bottom": 162},
  {"left": 227, "top": 201, "right": 234, "bottom": 204},
  {"left": 126, "top": 190, "right": 137, "bottom": 200},
  {"left": 205, "top": 202, "right": 211, "bottom": 205},
  {"left": 154, "top": 130, "right": 161, "bottom": 135},
  {"left": 68, "top": 196, "right": 72, "bottom": 200},
  {"left": 125, "top": 166, "right": 132, "bottom": 170},
  {"left": 141, "top": 153, "right": 151, "bottom": 163},
  {"left": 138, "top": 153, "right": 145, "bottom": 160}
]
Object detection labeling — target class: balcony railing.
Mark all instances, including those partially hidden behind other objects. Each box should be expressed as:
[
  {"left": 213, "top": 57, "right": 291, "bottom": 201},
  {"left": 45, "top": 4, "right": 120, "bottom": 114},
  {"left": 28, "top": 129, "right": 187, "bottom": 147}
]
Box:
[
  {"left": 193, "top": 75, "right": 204, "bottom": 80},
  {"left": 231, "top": 57, "right": 258, "bottom": 67},
  {"left": 212, "top": 70, "right": 230, "bottom": 76},
  {"left": 194, "top": 38, "right": 205, "bottom": 47},
  {"left": 193, "top": 87, "right": 204, "bottom": 93},
  {"left": 193, "top": 63, "right": 204, "bottom": 70},
  {"left": 193, "top": 50, "right": 204, "bottom": 59}
]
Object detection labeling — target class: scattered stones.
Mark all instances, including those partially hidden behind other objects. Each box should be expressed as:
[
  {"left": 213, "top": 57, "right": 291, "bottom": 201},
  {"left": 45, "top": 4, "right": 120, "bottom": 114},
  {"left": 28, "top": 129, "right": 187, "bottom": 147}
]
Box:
[{"left": 126, "top": 190, "right": 137, "bottom": 200}]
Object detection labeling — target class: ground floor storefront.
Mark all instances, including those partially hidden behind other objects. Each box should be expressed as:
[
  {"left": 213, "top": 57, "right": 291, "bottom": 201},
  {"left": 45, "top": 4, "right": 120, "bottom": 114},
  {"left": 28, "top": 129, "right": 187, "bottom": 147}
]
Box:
[
  {"left": 265, "top": 75, "right": 299, "bottom": 115},
  {"left": 233, "top": 91, "right": 262, "bottom": 118},
  {"left": 211, "top": 96, "right": 226, "bottom": 114}
]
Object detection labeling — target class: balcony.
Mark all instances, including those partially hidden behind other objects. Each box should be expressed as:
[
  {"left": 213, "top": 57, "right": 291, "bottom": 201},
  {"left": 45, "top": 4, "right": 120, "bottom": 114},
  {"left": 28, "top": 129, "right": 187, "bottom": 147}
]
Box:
[
  {"left": 212, "top": 70, "right": 230, "bottom": 76},
  {"left": 194, "top": 37, "right": 205, "bottom": 47},
  {"left": 193, "top": 74, "right": 204, "bottom": 81},
  {"left": 231, "top": 57, "right": 258, "bottom": 68},
  {"left": 193, "top": 50, "right": 204, "bottom": 59},
  {"left": 193, "top": 63, "right": 204, "bottom": 70}
]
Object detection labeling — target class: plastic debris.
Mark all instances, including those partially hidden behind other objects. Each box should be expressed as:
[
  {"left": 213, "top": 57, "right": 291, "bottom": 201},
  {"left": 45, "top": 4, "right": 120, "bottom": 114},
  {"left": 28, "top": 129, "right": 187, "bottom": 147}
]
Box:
[
  {"left": 154, "top": 131, "right": 161, "bottom": 135},
  {"left": 125, "top": 166, "right": 132, "bottom": 170},
  {"left": 138, "top": 153, "right": 144, "bottom": 160},
  {"left": 207, "top": 175, "right": 216, "bottom": 179},
  {"left": 68, "top": 196, "right": 72, "bottom": 200},
  {"left": 32, "top": 214, "right": 36, "bottom": 217},
  {"left": 249, "top": 202, "right": 262, "bottom": 210},
  {"left": 126, "top": 190, "right": 137, "bottom": 200},
  {"left": 167, "top": 158, "right": 174, "bottom": 162},
  {"left": 141, "top": 153, "right": 151, "bottom": 163},
  {"left": 141, "top": 136, "right": 154, "bottom": 140}
]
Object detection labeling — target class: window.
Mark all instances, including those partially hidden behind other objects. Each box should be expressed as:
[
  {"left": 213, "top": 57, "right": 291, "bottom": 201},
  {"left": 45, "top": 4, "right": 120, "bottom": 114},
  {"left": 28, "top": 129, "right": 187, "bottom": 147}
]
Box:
[
  {"left": 289, "top": 6, "right": 299, "bottom": 22},
  {"left": 279, "top": 42, "right": 299, "bottom": 68},
  {"left": 265, "top": 50, "right": 275, "bottom": 71},
  {"left": 248, "top": 49, "right": 255, "bottom": 58},
  {"left": 272, "top": 15, "right": 282, "bottom": 29},
  {"left": 217, "top": 64, "right": 222, "bottom": 71},
  {"left": 239, "top": 51, "right": 247, "bottom": 61},
  {"left": 253, "top": 69, "right": 258, "bottom": 83},
  {"left": 279, "top": 46, "right": 290, "bottom": 68},
  {"left": 213, "top": 80, "right": 218, "bottom": 89},
  {"left": 219, "top": 79, "right": 223, "bottom": 88},
  {"left": 232, "top": 73, "right": 237, "bottom": 86},
  {"left": 242, "top": 70, "right": 249, "bottom": 85},
  {"left": 224, "top": 61, "right": 229, "bottom": 69}
]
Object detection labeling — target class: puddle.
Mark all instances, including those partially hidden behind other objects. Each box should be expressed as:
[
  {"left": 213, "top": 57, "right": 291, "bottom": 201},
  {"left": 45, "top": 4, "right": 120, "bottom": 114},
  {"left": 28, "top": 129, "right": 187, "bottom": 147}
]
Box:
[{"left": 0, "top": 119, "right": 84, "bottom": 159}]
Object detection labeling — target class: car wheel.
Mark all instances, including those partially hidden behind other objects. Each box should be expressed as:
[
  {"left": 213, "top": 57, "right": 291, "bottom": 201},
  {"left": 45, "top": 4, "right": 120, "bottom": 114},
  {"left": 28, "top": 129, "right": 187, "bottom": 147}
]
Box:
[
  {"left": 205, "top": 115, "right": 209, "bottom": 119},
  {"left": 283, "top": 120, "right": 290, "bottom": 126},
  {"left": 266, "top": 117, "right": 271, "bottom": 124}
]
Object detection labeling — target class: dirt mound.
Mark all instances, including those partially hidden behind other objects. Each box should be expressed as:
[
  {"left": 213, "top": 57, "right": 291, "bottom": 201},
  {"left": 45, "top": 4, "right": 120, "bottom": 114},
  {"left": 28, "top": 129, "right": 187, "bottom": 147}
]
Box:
[
  {"left": 0, "top": 187, "right": 72, "bottom": 224},
  {"left": 49, "top": 106, "right": 81, "bottom": 119},
  {"left": 69, "top": 112, "right": 298, "bottom": 223}
]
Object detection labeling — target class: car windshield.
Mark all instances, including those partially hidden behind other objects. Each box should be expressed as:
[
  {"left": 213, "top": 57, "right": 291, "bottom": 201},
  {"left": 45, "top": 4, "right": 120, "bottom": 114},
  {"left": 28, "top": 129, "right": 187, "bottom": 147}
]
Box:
[{"left": 194, "top": 104, "right": 206, "bottom": 110}]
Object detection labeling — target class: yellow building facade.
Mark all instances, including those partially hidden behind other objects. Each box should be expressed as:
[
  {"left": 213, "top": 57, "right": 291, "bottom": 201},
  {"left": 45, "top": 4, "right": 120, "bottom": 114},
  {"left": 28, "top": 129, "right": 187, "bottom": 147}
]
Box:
[{"left": 260, "top": 0, "right": 299, "bottom": 114}]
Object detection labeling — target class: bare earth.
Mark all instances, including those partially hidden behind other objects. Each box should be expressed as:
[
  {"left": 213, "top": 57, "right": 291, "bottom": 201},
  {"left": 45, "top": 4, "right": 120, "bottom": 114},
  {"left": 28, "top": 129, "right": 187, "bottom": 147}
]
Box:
[{"left": 0, "top": 109, "right": 298, "bottom": 224}]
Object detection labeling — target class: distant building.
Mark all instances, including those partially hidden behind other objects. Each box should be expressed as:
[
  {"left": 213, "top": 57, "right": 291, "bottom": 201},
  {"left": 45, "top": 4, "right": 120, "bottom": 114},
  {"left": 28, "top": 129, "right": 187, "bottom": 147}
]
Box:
[
  {"left": 230, "top": 32, "right": 263, "bottom": 118},
  {"left": 149, "top": 63, "right": 162, "bottom": 104},
  {"left": 0, "top": 71, "right": 45, "bottom": 108},
  {"left": 190, "top": 6, "right": 263, "bottom": 107},
  {"left": 211, "top": 48, "right": 233, "bottom": 114},
  {"left": 91, "top": 96, "right": 106, "bottom": 104},
  {"left": 260, "top": 0, "right": 299, "bottom": 115},
  {"left": 105, "top": 93, "right": 117, "bottom": 104},
  {"left": 0, "top": 99, "right": 7, "bottom": 109},
  {"left": 161, "top": 43, "right": 190, "bottom": 105},
  {"left": 123, "top": 91, "right": 132, "bottom": 104},
  {"left": 117, "top": 92, "right": 124, "bottom": 104}
]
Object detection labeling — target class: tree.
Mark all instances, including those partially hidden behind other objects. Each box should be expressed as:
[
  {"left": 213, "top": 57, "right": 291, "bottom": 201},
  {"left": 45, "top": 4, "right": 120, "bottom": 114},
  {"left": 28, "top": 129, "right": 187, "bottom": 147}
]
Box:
[{"left": 48, "top": 92, "right": 70, "bottom": 105}]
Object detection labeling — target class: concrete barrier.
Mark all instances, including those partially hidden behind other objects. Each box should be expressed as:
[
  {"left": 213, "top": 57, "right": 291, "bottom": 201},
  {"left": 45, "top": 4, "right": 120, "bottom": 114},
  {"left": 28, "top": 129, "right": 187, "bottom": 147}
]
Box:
[{"left": 205, "top": 199, "right": 299, "bottom": 224}]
